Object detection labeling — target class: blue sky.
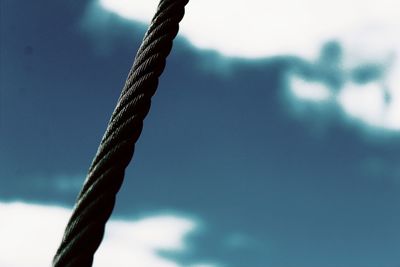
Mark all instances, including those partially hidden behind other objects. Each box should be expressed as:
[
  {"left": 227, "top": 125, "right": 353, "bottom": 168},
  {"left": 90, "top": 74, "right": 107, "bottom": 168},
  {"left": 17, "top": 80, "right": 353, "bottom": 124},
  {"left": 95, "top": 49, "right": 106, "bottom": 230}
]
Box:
[{"left": 1, "top": 0, "right": 400, "bottom": 266}]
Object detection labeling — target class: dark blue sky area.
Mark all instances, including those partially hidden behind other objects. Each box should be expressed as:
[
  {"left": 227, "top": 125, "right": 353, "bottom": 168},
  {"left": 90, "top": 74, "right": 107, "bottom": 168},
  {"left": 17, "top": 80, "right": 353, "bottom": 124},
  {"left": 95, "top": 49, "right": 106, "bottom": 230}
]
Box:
[{"left": 1, "top": 1, "right": 400, "bottom": 266}]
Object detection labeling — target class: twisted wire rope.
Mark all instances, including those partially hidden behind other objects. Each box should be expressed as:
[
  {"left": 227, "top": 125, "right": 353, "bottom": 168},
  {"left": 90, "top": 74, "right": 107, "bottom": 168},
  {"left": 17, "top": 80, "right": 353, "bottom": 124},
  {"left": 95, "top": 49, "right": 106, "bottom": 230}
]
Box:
[{"left": 52, "top": 0, "right": 189, "bottom": 265}]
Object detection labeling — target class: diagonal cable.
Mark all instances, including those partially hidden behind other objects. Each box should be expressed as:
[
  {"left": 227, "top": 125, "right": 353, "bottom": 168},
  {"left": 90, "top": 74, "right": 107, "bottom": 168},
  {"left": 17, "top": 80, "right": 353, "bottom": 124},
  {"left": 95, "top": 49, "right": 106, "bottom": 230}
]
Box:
[{"left": 52, "top": 0, "right": 189, "bottom": 265}]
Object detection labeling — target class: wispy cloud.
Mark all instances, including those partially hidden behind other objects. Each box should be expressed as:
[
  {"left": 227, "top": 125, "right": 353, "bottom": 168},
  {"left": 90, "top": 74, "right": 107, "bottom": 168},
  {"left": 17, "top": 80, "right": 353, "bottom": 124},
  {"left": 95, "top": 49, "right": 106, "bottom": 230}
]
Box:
[
  {"left": 0, "top": 202, "right": 219, "bottom": 267},
  {"left": 31, "top": 173, "right": 84, "bottom": 193},
  {"left": 285, "top": 38, "right": 400, "bottom": 133},
  {"left": 360, "top": 157, "right": 400, "bottom": 185}
]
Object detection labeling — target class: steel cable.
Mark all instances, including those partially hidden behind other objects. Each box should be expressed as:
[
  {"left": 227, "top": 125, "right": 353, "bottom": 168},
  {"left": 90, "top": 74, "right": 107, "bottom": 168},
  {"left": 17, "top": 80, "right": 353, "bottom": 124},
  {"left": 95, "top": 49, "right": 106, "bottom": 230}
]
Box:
[{"left": 52, "top": 0, "right": 189, "bottom": 265}]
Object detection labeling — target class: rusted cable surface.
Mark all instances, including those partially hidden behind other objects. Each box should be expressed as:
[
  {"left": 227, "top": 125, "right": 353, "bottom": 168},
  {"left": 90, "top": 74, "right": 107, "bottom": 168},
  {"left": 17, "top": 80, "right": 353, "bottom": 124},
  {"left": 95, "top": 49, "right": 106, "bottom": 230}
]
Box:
[{"left": 53, "top": 1, "right": 189, "bottom": 265}]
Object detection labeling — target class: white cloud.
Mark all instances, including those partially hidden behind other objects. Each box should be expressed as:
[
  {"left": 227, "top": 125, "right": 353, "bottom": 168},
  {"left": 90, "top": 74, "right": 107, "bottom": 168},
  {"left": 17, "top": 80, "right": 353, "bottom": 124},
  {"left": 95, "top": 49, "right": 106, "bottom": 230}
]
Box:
[
  {"left": 0, "top": 201, "right": 217, "bottom": 267},
  {"left": 98, "top": 0, "right": 157, "bottom": 24},
  {"left": 97, "top": 0, "right": 399, "bottom": 59},
  {"left": 93, "top": 0, "right": 400, "bottom": 132},
  {"left": 289, "top": 75, "right": 333, "bottom": 102},
  {"left": 95, "top": 215, "right": 195, "bottom": 267},
  {"left": 337, "top": 82, "right": 400, "bottom": 131}
]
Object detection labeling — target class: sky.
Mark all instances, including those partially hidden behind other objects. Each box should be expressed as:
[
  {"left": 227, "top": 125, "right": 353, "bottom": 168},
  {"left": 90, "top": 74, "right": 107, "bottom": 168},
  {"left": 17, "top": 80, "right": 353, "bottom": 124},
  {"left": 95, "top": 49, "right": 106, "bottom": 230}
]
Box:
[{"left": 1, "top": 0, "right": 400, "bottom": 266}]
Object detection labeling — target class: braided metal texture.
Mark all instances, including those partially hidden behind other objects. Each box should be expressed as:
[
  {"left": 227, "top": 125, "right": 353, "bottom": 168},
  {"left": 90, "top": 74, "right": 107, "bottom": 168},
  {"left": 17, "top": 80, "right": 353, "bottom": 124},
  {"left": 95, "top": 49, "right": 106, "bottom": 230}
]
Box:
[{"left": 52, "top": 0, "right": 189, "bottom": 266}]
